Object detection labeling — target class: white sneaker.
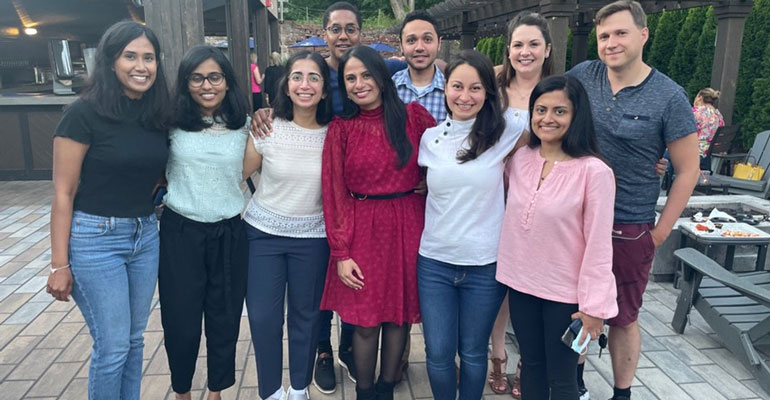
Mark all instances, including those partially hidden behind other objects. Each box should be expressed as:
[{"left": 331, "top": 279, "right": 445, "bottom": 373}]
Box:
[
  {"left": 267, "top": 387, "right": 286, "bottom": 400},
  {"left": 288, "top": 387, "right": 310, "bottom": 400},
  {"left": 579, "top": 386, "right": 590, "bottom": 400}
]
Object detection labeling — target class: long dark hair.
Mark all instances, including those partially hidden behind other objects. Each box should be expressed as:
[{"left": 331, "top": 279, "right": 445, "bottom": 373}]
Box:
[
  {"left": 339, "top": 45, "right": 411, "bottom": 167},
  {"left": 81, "top": 20, "right": 170, "bottom": 131},
  {"left": 444, "top": 50, "right": 505, "bottom": 162},
  {"left": 528, "top": 75, "right": 604, "bottom": 162},
  {"left": 173, "top": 45, "right": 248, "bottom": 131},
  {"left": 273, "top": 50, "right": 333, "bottom": 125},
  {"left": 498, "top": 12, "right": 554, "bottom": 110}
]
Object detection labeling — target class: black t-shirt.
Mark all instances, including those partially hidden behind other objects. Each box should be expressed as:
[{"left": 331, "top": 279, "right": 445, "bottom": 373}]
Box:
[
  {"left": 263, "top": 65, "right": 285, "bottom": 105},
  {"left": 54, "top": 98, "right": 169, "bottom": 218}
]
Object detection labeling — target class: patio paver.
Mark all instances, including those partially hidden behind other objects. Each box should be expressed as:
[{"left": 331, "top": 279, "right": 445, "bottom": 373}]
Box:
[{"left": 0, "top": 181, "right": 768, "bottom": 399}]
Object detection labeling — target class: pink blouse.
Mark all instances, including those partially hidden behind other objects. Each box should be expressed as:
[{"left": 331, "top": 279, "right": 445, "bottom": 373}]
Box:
[{"left": 496, "top": 146, "right": 619, "bottom": 319}]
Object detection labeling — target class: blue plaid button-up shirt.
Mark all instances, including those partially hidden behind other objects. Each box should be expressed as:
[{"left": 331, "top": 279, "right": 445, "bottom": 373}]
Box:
[{"left": 392, "top": 65, "right": 446, "bottom": 123}]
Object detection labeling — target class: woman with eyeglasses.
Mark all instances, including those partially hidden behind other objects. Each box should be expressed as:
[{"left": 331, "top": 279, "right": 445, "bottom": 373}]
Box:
[
  {"left": 243, "top": 50, "right": 333, "bottom": 400},
  {"left": 158, "top": 45, "right": 256, "bottom": 400}
]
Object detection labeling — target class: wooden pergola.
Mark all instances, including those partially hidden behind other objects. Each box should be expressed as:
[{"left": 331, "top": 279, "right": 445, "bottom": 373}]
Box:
[
  {"left": 427, "top": 0, "right": 753, "bottom": 126},
  {"left": 144, "top": 0, "right": 280, "bottom": 109}
]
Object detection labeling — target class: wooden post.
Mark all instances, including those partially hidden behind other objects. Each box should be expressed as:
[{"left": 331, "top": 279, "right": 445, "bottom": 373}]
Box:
[
  {"left": 540, "top": 0, "right": 576, "bottom": 74},
  {"left": 460, "top": 12, "right": 477, "bottom": 50},
  {"left": 270, "top": 16, "right": 281, "bottom": 55},
  {"left": 711, "top": 0, "right": 753, "bottom": 126},
  {"left": 571, "top": 16, "right": 593, "bottom": 69},
  {"left": 255, "top": 2, "right": 270, "bottom": 94},
  {"left": 226, "top": 0, "right": 251, "bottom": 107},
  {"left": 144, "top": 0, "right": 204, "bottom": 88}
]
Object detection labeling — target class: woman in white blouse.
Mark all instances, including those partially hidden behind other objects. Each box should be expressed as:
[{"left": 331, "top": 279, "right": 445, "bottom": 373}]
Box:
[
  {"left": 242, "top": 50, "right": 333, "bottom": 400},
  {"left": 417, "top": 50, "right": 526, "bottom": 400}
]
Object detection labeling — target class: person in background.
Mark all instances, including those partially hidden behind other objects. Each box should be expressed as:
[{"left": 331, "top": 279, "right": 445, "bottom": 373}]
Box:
[
  {"left": 263, "top": 51, "right": 286, "bottom": 107},
  {"left": 244, "top": 50, "right": 333, "bottom": 400},
  {"left": 251, "top": 52, "right": 264, "bottom": 110},
  {"left": 159, "top": 45, "right": 252, "bottom": 400},
  {"left": 693, "top": 87, "right": 724, "bottom": 168},
  {"left": 47, "top": 20, "right": 171, "bottom": 400},
  {"left": 418, "top": 49, "right": 524, "bottom": 400},
  {"left": 489, "top": 11, "right": 553, "bottom": 399},
  {"left": 321, "top": 45, "right": 435, "bottom": 400},
  {"left": 566, "top": 2, "right": 699, "bottom": 399},
  {"left": 497, "top": 75, "right": 618, "bottom": 400}
]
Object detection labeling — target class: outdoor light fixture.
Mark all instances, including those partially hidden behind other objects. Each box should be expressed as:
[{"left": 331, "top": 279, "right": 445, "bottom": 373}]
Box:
[{"left": 24, "top": 27, "right": 37, "bottom": 35}]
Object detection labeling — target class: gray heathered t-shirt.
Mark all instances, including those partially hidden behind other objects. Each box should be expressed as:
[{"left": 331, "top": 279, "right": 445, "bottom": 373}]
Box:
[{"left": 567, "top": 60, "right": 696, "bottom": 224}]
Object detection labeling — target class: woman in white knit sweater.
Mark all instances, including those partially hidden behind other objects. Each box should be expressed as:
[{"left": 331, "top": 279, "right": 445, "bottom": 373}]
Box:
[{"left": 242, "top": 50, "right": 333, "bottom": 400}]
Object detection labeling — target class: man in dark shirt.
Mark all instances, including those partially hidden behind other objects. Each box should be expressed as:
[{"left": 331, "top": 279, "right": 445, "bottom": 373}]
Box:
[{"left": 567, "top": 2, "right": 699, "bottom": 399}]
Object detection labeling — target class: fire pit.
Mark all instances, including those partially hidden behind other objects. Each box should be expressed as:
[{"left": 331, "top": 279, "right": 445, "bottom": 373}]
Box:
[{"left": 652, "top": 195, "right": 770, "bottom": 281}]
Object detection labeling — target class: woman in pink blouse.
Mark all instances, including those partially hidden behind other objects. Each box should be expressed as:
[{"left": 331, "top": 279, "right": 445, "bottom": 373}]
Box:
[{"left": 496, "top": 75, "right": 618, "bottom": 400}]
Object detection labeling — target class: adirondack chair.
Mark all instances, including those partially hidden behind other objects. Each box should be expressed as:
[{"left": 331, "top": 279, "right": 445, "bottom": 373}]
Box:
[
  {"left": 672, "top": 248, "right": 770, "bottom": 394},
  {"left": 709, "top": 130, "right": 770, "bottom": 198}
]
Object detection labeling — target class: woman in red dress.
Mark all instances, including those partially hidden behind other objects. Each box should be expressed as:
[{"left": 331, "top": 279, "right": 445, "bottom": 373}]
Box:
[{"left": 321, "top": 45, "right": 435, "bottom": 400}]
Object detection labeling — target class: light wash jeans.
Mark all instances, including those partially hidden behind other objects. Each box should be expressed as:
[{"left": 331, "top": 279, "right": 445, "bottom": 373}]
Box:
[
  {"left": 69, "top": 210, "right": 159, "bottom": 400},
  {"left": 417, "top": 254, "right": 507, "bottom": 400}
]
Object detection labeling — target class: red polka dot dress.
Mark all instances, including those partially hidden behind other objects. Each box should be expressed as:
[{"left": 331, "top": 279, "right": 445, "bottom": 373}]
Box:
[{"left": 321, "top": 102, "right": 436, "bottom": 327}]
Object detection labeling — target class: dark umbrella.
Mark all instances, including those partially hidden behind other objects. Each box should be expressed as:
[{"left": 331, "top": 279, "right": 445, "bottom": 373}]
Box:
[{"left": 368, "top": 42, "right": 398, "bottom": 52}]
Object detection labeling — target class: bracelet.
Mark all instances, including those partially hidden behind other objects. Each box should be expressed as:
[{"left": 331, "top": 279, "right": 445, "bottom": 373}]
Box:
[{"left": 50, "top": 264, "right": 71, "bottom": 274}]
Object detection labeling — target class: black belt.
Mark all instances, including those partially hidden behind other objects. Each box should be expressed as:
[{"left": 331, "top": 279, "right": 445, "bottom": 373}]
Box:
[{"left": 350, "top": 189, "right": 414, "bottom": 200}]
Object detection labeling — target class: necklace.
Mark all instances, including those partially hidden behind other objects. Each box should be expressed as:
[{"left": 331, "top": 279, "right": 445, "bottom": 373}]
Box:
[
  {"left": 539, "top": 155, "right": 570, "bottom": 181},
  {"left": 509, "top": 80, "right": 536, "bottom": 102}
]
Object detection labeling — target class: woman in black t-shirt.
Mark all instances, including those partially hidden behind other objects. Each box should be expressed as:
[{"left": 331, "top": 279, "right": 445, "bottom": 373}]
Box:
[{"left": 46, "top": 21, "right": 171, "bottom": 400}]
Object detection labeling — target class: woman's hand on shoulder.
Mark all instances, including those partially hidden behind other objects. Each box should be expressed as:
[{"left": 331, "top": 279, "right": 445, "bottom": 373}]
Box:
[
  {"left": 46, "top": 268, "right": 73, "bottom": 301},
  {"left": 250, "top": 108, "right": 274, "bottom": 138},
  {"left": 337, "top": 259, "right": 364, "bottom": 290}
]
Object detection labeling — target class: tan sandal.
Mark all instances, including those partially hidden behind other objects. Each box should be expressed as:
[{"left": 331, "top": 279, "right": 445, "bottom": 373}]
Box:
[
  {"left": 487, "top": 352, "right": 509, "bottom": 394},
  {"left": 511, "top": 359, "right": 522, "bottom": 399}
]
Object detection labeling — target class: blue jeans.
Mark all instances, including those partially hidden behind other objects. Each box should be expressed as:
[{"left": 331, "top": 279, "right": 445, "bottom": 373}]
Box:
[
  {"left": 417, "top": 255, "right": 506, "bottom": 400},
  {"left": 69, "top": 210, "right": 159, "bottom": 400}
]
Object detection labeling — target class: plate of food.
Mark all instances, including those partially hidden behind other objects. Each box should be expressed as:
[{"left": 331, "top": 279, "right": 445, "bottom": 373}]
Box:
[{"left": 681, "top": 221, "right": 770, "bottom": 243}]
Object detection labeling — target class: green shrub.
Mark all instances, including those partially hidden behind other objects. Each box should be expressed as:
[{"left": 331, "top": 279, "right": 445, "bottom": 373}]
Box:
[
  {"left": 668, "top": 7, "right": 708, "bottom": 90},
  {"left": 647, "top": 9, "right": 687, "bottom": 75},
  {"left": 742, "top": 41, "right": 770, "bottom": 144},
  {"left": 685, "top": 7, "right": 717, "bottom": 101}
]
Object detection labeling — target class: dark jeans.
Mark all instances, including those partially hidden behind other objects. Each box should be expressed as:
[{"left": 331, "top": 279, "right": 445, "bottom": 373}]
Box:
[
  {"left": 158, "top": 208, "right": 248, "bottom": 393},
  {"left": 417, "top": 255, "right": 506, "bottom": 400},
  {"left": 508, "top": 288, "right": 579, "bottom": 400},
  {"left": 318, "top": 310, "right": 355, "bottom": 350},
  {"left": 245, "top": 225, "right": 329, "bottom": 397}
]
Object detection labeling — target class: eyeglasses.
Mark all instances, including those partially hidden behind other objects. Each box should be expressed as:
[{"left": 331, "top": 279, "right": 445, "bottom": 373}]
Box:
[
  {"left": 326, "top": 24, "right": 360, "bottom": 37},
  {"left": 188, "top": 72, "right": 225, "bottom": 87},
  {"left": 289, "top": 72, "right": 323, "bottom": 83}
]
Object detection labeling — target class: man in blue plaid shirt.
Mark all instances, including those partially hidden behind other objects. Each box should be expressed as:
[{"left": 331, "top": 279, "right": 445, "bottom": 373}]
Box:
[{"left": 393, "top": 11, "right": 446, "bottom": 123}]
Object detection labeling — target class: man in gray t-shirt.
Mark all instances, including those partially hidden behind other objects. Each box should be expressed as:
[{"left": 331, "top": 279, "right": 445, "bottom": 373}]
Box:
[{"left": 566, "top": 1, "right": 699, "bottom": 399}]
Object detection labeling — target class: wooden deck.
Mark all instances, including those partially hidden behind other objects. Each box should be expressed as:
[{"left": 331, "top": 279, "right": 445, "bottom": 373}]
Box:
[{"left": 0, "top": 181, "right": 768, "bottom": 399}]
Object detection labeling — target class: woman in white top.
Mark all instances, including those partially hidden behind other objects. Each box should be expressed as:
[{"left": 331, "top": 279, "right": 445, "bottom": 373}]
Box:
[
  {"left": 417, "top": 50, "right": 525, "bottom": 400},
  {"left": 243, "top": 50, "right": 333, "bottom": 400},
  {"left": 488, "top": 12, "right": 554, "bottom": 398}
]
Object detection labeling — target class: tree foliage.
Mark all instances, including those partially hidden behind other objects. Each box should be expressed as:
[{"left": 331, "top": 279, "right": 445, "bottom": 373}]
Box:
[
  {"left": 743, "top": 41, "right": 770, "bottom": 144},
  {"left": 667, "top": 7, "right": 707, "bottom": 89},
  {"left": 647, "top": 9, "right": 687, "bottom": 75},
  {"left": 685, "top": 7, "right": 716, "bottom": 102},
  {"left": 735, "top": 0, "right": 770, "bottom": 142}
]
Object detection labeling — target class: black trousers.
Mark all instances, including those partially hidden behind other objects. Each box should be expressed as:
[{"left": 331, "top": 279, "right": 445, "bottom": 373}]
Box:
[
  {"left": 158, "top": 208, "right": 248, "bottom": 393},
  {"left": 508, "top": 288, "right": 580, "bottom": 400},
  {"left": 245, "top": 225, "right": 329, "bottom": 398}
]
